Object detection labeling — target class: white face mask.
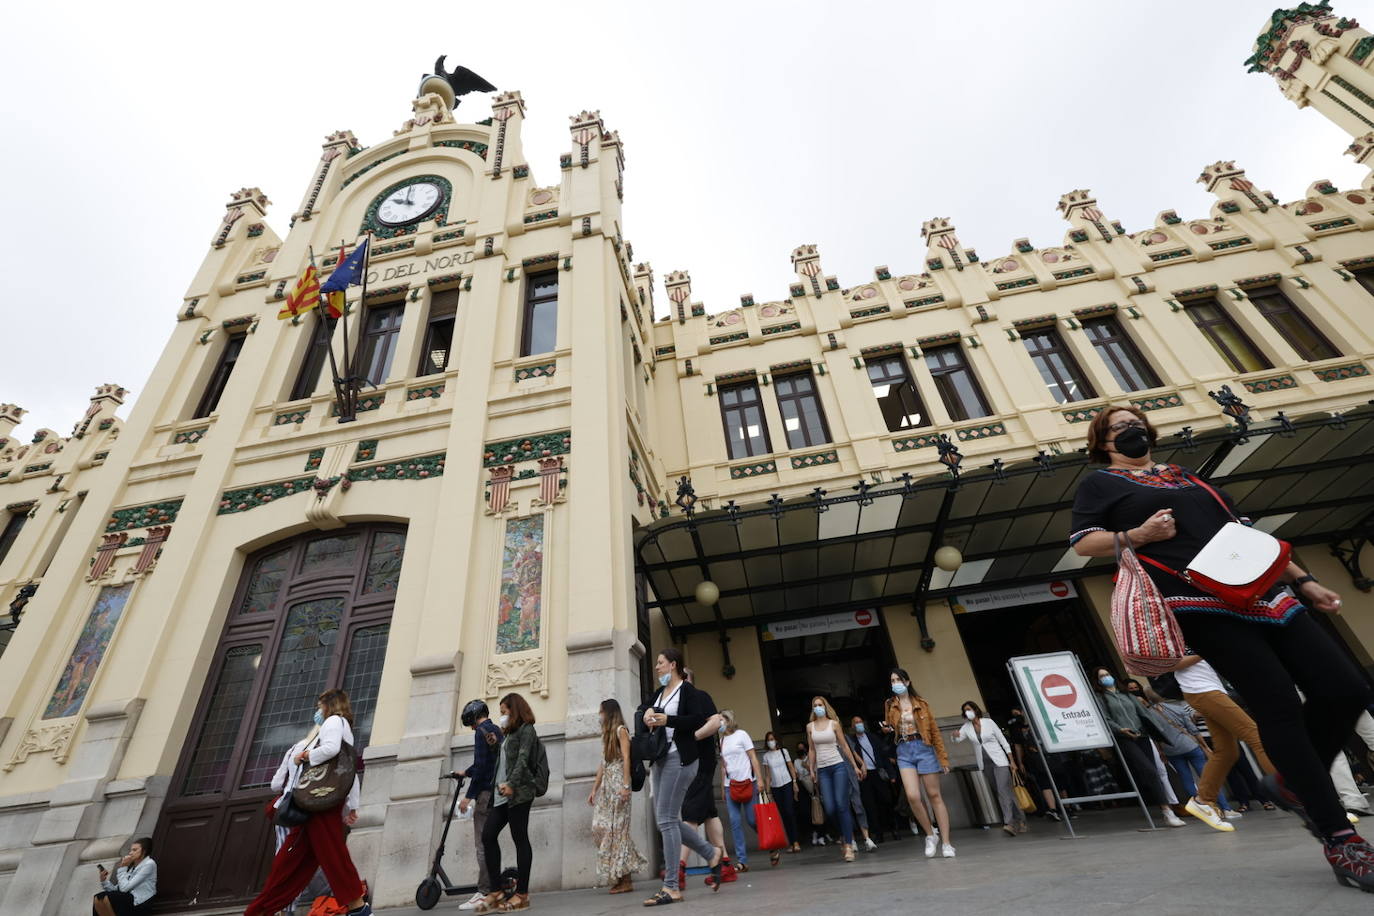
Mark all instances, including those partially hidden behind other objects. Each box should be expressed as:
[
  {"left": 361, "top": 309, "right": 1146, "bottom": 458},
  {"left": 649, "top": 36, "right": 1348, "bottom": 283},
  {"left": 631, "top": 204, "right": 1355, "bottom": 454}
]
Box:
[
  {"left": 964, "top": 710, "right": 976, "bottom": 720},
  {"left": 497, "top": 714, "right": 509, "bottom": 729},
  {"left": 767, "top": 740, "right": 777, "bottom": 750}
]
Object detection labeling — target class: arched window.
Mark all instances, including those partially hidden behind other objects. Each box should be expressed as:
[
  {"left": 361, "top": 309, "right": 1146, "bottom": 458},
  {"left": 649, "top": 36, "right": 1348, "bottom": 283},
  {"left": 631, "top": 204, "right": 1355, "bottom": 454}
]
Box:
[{"left": 153, "top": 523, "right": 405, "bottom": 910}]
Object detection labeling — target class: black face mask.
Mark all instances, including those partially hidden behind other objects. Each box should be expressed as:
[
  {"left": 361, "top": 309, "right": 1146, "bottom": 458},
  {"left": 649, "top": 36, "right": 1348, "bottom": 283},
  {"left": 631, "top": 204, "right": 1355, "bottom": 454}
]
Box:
[{"left": 1113, "top": 426, "right": 1151, "bottom": 459}]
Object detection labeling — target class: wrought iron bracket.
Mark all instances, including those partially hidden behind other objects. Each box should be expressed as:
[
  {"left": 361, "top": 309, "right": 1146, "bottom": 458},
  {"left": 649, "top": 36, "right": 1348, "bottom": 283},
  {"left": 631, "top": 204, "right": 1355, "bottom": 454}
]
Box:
[{"left": 1331, "top": 536, "right": 1373, "bottom": 592}]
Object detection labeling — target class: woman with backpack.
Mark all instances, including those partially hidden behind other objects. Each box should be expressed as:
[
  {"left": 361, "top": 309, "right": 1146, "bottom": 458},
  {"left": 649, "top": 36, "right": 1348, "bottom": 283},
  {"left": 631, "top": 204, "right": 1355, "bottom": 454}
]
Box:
[
  {"left": 474, "top": 693, "right": 542, "bottom": 913},
  {"left": 589, "top": 698, "right": 647, "bottom": 893}
]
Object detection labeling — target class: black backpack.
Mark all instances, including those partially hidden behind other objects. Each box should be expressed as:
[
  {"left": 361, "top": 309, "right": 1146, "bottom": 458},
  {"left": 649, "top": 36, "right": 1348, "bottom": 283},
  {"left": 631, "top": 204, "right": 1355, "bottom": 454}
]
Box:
[{"left": 531, "top": 733, "right": 550, "bottom": 797}]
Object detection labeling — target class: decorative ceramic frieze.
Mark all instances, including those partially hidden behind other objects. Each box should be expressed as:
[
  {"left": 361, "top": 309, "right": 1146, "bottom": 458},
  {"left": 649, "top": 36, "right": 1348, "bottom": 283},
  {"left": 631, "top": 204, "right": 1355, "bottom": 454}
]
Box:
[
  {"left": 218, "top": 476, "right": 314, "bottom": 515},
  {"left": 996, "top": 277, "right": 1037, "bottom": 291},
  {"left": 1235, "top": 273, "right": 1282, "bottom": 288},
  {"left": 304, "top": 449, "right": 324, "bottom": 472},
  {"left": 1012, "top": 314, "right": 1057, "bottom": 329},
  {"left": 850, "top": 305, "right": 891, "bottom": 319},
  {"left": 916, "top": 332, "right": 961, "bottom": 348},
  {"left": 340, "top": 149, "right": 407, "bottom": 189},
  {"left": 1150, "top": 250, "right": 1190, "bottom": 262},
  {"left": 236, "top": 271, "right": 267, "bottom": 284},
  {"left": 760, "top": 322, "right": 801, "bottom": 336},
  {"left": 1241, "top": 374, "right": 1299, "bottom": 394},
  {"left": 355, "top": 440, "right": 379, "bottom": 462},
  {"left": 514, "top": 362, "right": 557, "bottom": 382},
  {"left": 1054, "top": 267, "right": 1095, "bottom": 280},
  {"left": 1131, "top": 393, "right": 1184, "bottom": 411},
  {"left": 433, "top": 138, "right": 489, "bottom": 157},
  {"left": 1172, "top": 284, "right": 1219, "bottom": 300},
  {"left": 523, "top": 209, "right": 558, "bottom": 225},
  {"left": 349, "top": 453, "right": 446, "bottom": 481},
  {"left": 1063, "top": 406, "right": 1105, "bottom": 423},
  {"left": 98, "top": 419, "right": 114, "bottom": 431},
  {"left": 729, "top": 460, "right": 777, "bottom": 479},
  {"left": 791, "top": 450, "right": 839, "bottom": 469},
  {"left": 23, "top": 464, "right": 51, "bottom": 475},
  {"left": 407, "top": 383, "right": 445, "bottom": 400},
  {"left": 106, "top": 499, "right": 183, "bottom": 533},
  {"left": 1072, "top": 303, "right": 1117, "bottom": 319},
  {"left": 274, "top": 409, "right": 310, "bottom": 426},
  {"left": 905, "top": 294, "right": 945, "bottom": 308},
  {"left": 654, "top": 345, "right": 677, "bottom": 358},
  {"left": 433, "top": 228, "right": 465, "bottom": 243},
  {"left": 1314, "top": 363, "right": 1370, "bottom": 382},
  {"left": 709, "top": 331, "right": 749, "bottom": 346},
  {"left": 714, "top": 369, "right": 758, "bottom": 385},
  {"left": 483, "top": 431, "right": 571, "bottom": 467},
  {"left": 1209, "top": 236, "right": 1253, "bottom": 250},
  {"left": 172, "top": 427, "right": 207, "bottom": 445},
  {"left": 892, "top": 433, "right": 940, "bottom": 451},
  {"left": 956, "top": 422, "right": 1007, "bottom": 441},
  {"left": 330, "top": 394, "right": 384, "bottom": 416},
  {"left": 1313, "top": 218, "right": 1356, "bottom": 232}
]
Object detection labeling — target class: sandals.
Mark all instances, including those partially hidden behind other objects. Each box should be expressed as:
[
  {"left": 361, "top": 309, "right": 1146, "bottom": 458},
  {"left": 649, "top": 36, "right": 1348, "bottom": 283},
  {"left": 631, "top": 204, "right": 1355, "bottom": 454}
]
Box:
[
  {"left": 769, "top": 850, "right": 781, "bottom": 866},
  {"left": 644, "top": 890, "right": 679, "bottom": 906},
  {"left": 1261, "top": 801, "right": 1276, "bottom": 811},
  {"left": 497, "top": 894, "right": 530, "bottom": 912},
  {"left": 842, "top": 843, "right": 856, "bottom": 862},
  {"left": 610, "top": 877, "right": 635, "bottom": 894},
  {"left": 708, "top": 846, "right": 725, "bottom": 892},
  {"left": 734, "top": 861, "right": 750, "bottom": 873}
]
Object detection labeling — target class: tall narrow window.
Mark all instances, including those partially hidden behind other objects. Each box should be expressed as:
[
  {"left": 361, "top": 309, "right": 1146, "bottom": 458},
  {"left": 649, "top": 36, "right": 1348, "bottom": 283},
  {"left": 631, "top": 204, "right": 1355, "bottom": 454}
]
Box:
[
  {"left": 774, "top": 371, "right": 831, "bottom": 448},
  {"left": 866, "top": 355, "right": 930, "bottom": 431},
  {"left": 289, "top": 319, "right": 332, "bottom": 401},
  {"left": 1185, "top": 300, "right": 1272, "bottom": 373},
  {"left": 357, "top": 304, "right": 403, "bottom": 386},
  {"left": 417, "top": 290, "right": 459, "bottom": 375},
  {"left": 1083, "top": 317, "right": 1161, "bottom": 392},
  {"left": 194, "top": 333, "right": 246, "bottom": 419},
  {"left": 1022, "top": 328, "right": 1097, "bottom": 404},
  {"left": 718, "top": 381, "right": 771, "bottom": 459},
  {"left": 520, "top": 271, "right": 558, "bottom": 357},
  {"left": 924, "top": 344, "right": 992, "bottom": 420},
  {"left": 1246, "top": 286, "right": 1340, "bottom": 362},
  {"left": 0, "top": 511, "right": 27, "bottom": 568}
]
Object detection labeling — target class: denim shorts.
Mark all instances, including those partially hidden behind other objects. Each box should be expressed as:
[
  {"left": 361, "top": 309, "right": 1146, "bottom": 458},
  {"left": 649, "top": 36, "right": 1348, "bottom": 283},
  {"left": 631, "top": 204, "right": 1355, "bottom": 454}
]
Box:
[{"left": 896, "top": 737, "right": 942, "bottom": 774}]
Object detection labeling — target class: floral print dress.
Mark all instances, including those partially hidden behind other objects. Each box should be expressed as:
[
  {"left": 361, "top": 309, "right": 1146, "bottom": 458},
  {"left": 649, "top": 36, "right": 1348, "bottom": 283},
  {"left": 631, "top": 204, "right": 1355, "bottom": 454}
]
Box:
[{"left": 592, "top": 729, "right": 647, "bottom": 885}]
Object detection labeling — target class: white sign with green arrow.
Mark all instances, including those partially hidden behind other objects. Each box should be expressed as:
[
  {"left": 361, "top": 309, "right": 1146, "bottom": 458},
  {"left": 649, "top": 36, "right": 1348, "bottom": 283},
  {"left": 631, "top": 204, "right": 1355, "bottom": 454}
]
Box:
[{"left": 1009, "top": 651, "right": 1112, "bottom": 753}]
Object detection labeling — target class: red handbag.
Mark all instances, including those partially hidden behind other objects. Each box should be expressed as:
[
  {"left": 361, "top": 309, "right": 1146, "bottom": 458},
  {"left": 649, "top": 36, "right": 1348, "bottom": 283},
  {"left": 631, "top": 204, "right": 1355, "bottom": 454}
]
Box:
[
  {"left": 1111, "top": 532, "right": 1187, "bottom": 677},
  {"left": 1136, "top": 475, "right": 1291, "bottom": 612},
  {"left": 754, "top": 792, "right": 788, "bottom": 851},
  {"left": 729, "top": 779, "right": 755, "bottom": 803}
]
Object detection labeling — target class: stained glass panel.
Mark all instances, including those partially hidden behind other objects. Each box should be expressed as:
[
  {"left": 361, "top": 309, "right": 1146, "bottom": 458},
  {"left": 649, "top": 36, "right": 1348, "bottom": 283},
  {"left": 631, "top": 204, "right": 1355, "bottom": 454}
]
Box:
[
  {"left": 301, "top": 535, "right": 360, "bottom": 574},
  {"left": 362, "top": 531, "right": 406, "bottom": 594},
  {"left": 181, "top": 644, "right": 262, "bottom": 796},
  {"left": 237, "top": 548, "right": 290, "bottom": 615},
  {"left": 239, "top": 598, "right": 342, "bottom": 788},
  {"left": 341, "top": 623, "right": 390, "bottom": 751}
]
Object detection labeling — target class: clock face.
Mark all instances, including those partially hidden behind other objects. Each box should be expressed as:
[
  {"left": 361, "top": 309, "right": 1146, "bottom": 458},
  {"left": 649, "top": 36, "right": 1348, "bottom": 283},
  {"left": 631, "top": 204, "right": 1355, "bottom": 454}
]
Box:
[{"left": 376, "top": 181, "right": 442, "bottom": 226}]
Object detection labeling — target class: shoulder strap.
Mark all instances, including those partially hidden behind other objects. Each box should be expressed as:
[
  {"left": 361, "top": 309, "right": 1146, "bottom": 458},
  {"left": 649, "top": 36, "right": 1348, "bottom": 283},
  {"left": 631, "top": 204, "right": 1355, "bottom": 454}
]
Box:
[{"left": 1185, "top": 473, "right": 1238, "bottom": 521}]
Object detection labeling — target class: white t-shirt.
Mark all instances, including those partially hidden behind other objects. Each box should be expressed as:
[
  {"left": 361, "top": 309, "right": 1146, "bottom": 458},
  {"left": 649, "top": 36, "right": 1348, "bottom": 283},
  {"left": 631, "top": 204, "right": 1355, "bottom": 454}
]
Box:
[
  {"left": 761, "top": 747, "right": 793, "bottom": 787},
  {"left": 720, "top": 729, "right": 755, "bottom": 782},
  {"left": 1176, "top": 659, "right": 1226, "bottom": 695},
  {"left": 659, "top": 683, "right": 684, "bottom": 742}
]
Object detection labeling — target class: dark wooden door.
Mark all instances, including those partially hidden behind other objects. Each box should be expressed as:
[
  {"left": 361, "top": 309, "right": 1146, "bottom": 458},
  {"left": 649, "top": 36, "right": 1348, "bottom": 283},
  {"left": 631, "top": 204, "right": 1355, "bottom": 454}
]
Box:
[{"left": 152, "top": 524, "right": 406, "bottom": 911}]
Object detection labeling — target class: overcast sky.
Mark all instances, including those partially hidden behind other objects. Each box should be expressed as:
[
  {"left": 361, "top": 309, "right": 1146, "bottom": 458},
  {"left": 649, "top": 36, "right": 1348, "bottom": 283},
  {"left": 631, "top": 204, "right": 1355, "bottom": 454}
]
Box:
[{"left": 3, "top": 1, "right": 1368, "bottom": 436}]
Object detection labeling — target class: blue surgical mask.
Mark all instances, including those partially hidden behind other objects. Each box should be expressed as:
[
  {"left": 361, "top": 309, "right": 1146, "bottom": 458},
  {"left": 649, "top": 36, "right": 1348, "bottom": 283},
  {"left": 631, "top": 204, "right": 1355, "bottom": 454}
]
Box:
[
  {"left": 1100, "top": 675, "right": 1115, "bottom": 688},
  {"left": 718, "top": 723, "right": 727, "bottom": 734},
  {"left": 892, "top": 683, "right": 907, "bottom": 696},
  {"left": 659, "top": 672, "right": 671, "bottom": 687},
  {"left": 813, "top": 705, "right": 826, "bottom": 718},
  {"left": 313, "top": 709, "right": 325, "bottom": 726},
  {"left": 855, "top": 723, "right": 866, "bottom": 734}
]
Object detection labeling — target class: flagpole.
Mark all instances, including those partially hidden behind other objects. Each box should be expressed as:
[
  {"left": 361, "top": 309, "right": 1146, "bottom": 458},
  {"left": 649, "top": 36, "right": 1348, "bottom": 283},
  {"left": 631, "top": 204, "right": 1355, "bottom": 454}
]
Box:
[
  {"left": 308, "top": 246, "right": 345, "bottom": 413},
  {"left": 336, "top": 238, "right": 357, "bottom": 423},
  {"left": 347, "top": 231, "right": 375, "bottom": 421}
]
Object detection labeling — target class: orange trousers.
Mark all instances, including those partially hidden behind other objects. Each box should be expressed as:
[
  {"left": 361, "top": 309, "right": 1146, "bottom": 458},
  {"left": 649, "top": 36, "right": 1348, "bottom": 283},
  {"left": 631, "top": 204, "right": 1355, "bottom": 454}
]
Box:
[{"left": 1184, "top": 690, "right": 1275, "bottom": 807}]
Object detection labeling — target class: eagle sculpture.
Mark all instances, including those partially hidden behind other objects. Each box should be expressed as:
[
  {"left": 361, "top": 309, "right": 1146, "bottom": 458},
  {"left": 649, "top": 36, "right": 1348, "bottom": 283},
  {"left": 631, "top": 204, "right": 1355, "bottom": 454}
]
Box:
[{"left": 418, "top": 57, "right": 497, "bottom": 110}]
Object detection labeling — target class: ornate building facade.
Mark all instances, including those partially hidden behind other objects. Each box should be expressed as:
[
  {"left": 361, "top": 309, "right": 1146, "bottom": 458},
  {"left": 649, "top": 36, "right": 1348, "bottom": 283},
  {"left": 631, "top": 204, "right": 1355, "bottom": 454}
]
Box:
[{"left": 2, "top": 6, "right": 1374, "bottom": 912}]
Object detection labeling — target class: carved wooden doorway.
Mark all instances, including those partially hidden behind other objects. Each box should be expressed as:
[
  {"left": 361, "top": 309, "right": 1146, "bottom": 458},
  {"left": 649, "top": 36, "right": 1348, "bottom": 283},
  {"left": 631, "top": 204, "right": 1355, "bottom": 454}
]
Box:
[{"left": 151, "top": 524, "right": 406, "bottom": 911}]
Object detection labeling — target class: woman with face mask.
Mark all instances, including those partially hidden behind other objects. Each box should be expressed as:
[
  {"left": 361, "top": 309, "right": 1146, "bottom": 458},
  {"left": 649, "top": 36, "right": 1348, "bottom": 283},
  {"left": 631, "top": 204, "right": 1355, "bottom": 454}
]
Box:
[
  {"left": 759, "top": 730, "right": 801, "bottom": 853},
  {"left": 953, "top": 701, "right": 1025, "bottom": 836},
  {"left": 806, "top": 696, "right": 865, "bottom": 862},
  {"left": 884, "top": 669, "right": 954, "bottom": 858},
  {"left": 473, "top": 693, "right": 540, "bottom": 912},
  {"left": 718, "top": 710, "right": 771, "bottom": 869},
  {"left": 1073, "top": 407, "right": 1373, "bottom": 892},
  {"left": 1091, "top": 666, "right": 1184, "bottom": 827}
]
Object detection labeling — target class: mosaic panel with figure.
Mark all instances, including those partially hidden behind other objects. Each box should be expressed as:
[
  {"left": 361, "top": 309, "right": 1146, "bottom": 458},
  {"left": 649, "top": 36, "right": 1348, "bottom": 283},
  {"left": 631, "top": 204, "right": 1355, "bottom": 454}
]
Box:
[
  {"left": 496, "top": 514, "right": 544, "bottom": 654},
  {"left": 44, "top": 583, "right": 134, "bottom": 719}
]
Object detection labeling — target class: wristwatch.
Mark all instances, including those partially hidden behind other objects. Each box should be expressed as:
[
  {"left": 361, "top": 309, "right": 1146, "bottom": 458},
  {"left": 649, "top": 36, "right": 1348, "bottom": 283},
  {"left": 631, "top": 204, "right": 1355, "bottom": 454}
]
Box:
[{"left": 1293, "top": 574, "right": 1319, "bottom": 588}]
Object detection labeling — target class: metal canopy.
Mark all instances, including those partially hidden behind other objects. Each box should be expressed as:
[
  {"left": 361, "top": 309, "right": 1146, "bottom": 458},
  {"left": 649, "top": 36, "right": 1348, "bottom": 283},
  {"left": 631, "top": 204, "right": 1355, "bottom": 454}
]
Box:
[{"left": 636, "top": 404, "right": 1374, "bottom": 638}]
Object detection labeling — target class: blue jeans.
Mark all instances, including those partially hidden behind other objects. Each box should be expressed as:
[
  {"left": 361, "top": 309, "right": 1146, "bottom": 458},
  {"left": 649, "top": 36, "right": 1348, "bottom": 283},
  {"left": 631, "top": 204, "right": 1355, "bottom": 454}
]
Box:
[
  {"left": 816, "top": 762, "right": 855, "bottom": 845},
  {"left": 725, "top": 784, "right": 757, "bottom": 864},
  {"left": 1168, "top": 747, "right": 1232, "bottom": 810}
]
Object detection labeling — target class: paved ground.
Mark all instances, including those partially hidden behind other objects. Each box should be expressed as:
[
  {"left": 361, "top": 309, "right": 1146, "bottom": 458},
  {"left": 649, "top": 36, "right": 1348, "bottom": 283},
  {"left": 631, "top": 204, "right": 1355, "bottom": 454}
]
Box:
[{"left": 380, "top": 807, "right": 1373, "bottom": 916}]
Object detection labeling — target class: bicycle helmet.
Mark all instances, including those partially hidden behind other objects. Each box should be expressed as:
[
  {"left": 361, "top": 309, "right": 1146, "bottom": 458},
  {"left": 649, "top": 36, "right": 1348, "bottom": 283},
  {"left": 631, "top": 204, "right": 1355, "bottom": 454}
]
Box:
[{"left": 460, "top": 699, "right": 489, "bottom": 728}]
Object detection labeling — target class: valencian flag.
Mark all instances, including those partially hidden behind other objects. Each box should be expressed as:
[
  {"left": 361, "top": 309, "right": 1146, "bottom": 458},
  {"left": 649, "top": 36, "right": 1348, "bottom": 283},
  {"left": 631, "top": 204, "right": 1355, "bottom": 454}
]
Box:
[
  {"left": 320, "top": 239, "right": 369, "bottom": 319},
  {"left": 277, "top": 264, "right": 321, "bottom": 319}
]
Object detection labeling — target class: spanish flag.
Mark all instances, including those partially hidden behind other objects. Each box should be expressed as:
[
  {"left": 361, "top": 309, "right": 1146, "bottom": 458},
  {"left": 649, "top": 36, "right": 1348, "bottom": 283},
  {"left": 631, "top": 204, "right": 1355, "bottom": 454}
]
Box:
[{"left": 278, "top": 264, "right": 321, "bottom": 319}]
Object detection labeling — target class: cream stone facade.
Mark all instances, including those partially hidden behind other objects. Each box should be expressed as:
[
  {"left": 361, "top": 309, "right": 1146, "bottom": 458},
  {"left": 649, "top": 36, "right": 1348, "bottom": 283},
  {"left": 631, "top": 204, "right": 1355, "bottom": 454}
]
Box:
[{"left": 4, "top": 7, "right": 1374, "bottom": 913}]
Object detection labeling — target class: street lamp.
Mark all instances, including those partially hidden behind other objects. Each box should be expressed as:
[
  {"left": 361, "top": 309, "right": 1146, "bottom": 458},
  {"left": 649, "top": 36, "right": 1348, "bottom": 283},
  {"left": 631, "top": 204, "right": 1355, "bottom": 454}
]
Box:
[
  {"left": 1208, "top": 384, "right": 1252, "bottom": 437},
  {"left": 935, "top": 434, "right": 963, "bottom": 481},
  {"left": 933, "top": 546, "right": 963, "bottom": 572},
  {"left": 674, "top": 476, "right": 697, "bottom": 516}
]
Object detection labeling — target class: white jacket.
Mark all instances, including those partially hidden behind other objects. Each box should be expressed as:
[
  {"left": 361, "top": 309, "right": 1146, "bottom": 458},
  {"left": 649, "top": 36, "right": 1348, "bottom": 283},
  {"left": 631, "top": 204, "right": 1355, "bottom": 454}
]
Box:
[
  {"left": 271, "top": 716, "right": 360, "bottom": 816},
  {"left": 954, "top": 717, "right": 1013, "bottom": 770}
]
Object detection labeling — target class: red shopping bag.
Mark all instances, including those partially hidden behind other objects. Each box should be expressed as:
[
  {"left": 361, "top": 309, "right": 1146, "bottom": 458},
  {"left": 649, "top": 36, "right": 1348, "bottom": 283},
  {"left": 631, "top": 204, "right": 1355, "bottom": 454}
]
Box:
[{"left": 755, "top": 793, "right": 788, "bottom": 851}]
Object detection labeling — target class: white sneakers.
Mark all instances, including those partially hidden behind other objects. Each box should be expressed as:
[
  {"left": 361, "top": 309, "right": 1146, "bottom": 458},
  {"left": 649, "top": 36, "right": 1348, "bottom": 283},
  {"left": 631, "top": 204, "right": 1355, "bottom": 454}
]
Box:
[
  {"left": 923, "top": 834, "right": 938, "bottom": 858},
  {"left": 863, "top": 837, "right": 878, "bottom": 852},
  {"left": 1223, "top": 809, "right": 1243, "bottom": 820},
  {"left": 909, "top": 822, "right": 921, "bottom": 836},
  {"left": 1162, "top": 809, "right": 1187, "bottom": 828},
  {"left": 941, "top": 844, "right": 956, "bottom": 858},
  {"left": 1185, "top": 797, "right": 1236, "bottom": 832},
  {"left": 459, "top": 891, "right": 486, "bottom": 911}
]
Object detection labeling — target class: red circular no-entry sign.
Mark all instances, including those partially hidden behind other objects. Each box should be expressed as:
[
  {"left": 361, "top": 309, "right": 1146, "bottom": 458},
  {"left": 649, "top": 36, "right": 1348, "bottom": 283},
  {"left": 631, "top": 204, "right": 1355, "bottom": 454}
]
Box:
[
  {"left": 854, "top": 609, "right": 873, "bottom": 627},
  {"left": 1050, "top": 581, "right": 1070, "bottom": 598},
  {"left": 1040, "top": 673, "right": 1078, "bottom": 709}
]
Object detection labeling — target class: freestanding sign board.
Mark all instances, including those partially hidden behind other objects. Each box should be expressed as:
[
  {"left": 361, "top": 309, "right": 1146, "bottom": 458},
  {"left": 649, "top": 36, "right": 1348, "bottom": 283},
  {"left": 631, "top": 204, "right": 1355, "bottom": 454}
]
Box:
[{"left": 1008, "top": 651, "right": 1112, "bottom": 753}]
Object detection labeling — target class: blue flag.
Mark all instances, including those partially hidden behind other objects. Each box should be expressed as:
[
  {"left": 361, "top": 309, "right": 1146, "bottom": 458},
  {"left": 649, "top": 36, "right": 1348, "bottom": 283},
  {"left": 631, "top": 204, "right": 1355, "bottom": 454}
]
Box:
[{"left": 320, "top": 239, "right": 369, "bottom": 293}]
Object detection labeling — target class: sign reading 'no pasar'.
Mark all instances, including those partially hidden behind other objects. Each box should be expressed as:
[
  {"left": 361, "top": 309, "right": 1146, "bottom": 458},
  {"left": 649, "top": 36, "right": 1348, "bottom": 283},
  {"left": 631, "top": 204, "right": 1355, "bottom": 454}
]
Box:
[{"left": 1008, "top": 651, "right": 1112, "bottom": 753}]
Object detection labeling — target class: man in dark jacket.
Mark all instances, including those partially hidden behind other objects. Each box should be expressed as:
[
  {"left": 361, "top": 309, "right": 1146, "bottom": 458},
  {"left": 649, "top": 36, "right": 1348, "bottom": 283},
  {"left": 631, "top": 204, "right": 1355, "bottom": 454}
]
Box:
[
  {"left": 453, "top": 699, "right": 503, "bottom": 910},
  {"left": 849, "top": 715, "right": 897, "bottom": 843}
]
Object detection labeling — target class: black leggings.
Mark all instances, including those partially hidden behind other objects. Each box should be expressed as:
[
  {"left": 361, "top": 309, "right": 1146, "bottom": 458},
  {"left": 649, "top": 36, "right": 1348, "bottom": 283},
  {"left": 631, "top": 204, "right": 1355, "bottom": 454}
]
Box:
[
  {"left": 482, "top": 800, "right": 533, "bottom": 894},
  {"left": 1180, "top": 610, "right": 1371, "bottom": 837},
  {"left": 1116, "top": 734, "right": 1166, "bottom": 807},
  {"left": 773, "top": 782, "right": 797, "bottom": 844}
]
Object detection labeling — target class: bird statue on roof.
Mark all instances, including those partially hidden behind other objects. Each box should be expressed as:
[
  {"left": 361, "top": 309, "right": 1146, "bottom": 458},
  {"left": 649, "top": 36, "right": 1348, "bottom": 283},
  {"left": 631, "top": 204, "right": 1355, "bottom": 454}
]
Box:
[{"left": 418, "top": 57, "right": 497, "bottom": 111}]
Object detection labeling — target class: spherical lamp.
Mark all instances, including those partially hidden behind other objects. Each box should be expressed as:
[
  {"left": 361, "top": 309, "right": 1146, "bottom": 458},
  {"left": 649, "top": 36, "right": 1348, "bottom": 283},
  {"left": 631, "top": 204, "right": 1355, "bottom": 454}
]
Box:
[
  {"left": 933, "top": 545, "right": 963, "bottom": 572},
  {"left": 694, "top": 580, "right": 720, "bottom": 606}
]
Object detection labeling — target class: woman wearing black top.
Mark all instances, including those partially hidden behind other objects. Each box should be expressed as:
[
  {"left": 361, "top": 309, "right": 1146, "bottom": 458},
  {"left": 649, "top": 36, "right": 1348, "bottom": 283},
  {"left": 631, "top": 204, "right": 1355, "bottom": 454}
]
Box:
[
  {"left": 1072, "top": 405, "right": 1373, "bottom": 892},
  {"left": 636, "top": 648, "right": 725, "bottom": 905}
]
